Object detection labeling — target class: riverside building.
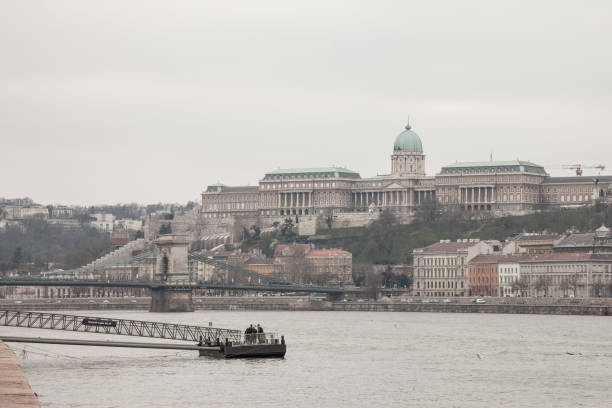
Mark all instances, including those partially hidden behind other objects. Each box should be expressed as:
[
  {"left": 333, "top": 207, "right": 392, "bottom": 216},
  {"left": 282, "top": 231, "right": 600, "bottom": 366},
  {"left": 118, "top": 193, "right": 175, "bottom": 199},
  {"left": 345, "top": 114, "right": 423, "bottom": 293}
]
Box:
[{"left": 412, "top": 239, "right": 501, "bottom": 297}]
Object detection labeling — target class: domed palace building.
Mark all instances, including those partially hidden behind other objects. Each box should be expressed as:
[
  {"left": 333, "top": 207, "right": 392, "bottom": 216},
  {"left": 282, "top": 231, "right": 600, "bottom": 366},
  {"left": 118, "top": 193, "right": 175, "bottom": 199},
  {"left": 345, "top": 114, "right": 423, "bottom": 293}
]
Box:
[{"left": 200, "top": 119, "right": 612, "bottom": 226}]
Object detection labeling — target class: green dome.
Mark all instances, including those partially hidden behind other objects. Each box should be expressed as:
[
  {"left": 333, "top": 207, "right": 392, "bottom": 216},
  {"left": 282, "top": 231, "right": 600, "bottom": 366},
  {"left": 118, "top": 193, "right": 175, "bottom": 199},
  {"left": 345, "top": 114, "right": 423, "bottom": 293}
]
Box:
[{"left": 394, "top": 124, "right": 423, "bottom": 152}]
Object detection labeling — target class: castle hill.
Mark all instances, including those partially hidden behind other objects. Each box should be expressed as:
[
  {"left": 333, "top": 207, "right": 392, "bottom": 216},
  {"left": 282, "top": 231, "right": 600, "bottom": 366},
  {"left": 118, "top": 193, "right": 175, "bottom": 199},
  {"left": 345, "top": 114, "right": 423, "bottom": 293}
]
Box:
[
  {"left": 3, "top": 2, "right": 612, "bottom": 406},
  {"left": 2, "top": 121, "right": 611, "bottom": 311}
]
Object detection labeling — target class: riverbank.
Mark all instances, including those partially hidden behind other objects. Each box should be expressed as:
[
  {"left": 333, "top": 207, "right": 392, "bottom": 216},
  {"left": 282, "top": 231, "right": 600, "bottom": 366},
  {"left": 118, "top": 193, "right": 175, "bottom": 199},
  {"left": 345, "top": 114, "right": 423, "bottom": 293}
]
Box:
[
  {"left": 0, "top": 341, "right": 39, "bottom": 408},
  {"left": 1, "top": 296, "right": 611, "bottom": 315},
  {"left": 331, "top": 302, "right": 611, "bottom": 315}
]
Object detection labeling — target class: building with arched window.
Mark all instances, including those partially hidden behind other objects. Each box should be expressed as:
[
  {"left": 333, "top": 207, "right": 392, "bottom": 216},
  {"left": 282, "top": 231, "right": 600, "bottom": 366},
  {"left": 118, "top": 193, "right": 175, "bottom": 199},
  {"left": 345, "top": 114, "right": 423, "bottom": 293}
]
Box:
[{"left": 200, "top": 120, "right": 612, "bottom": 225}]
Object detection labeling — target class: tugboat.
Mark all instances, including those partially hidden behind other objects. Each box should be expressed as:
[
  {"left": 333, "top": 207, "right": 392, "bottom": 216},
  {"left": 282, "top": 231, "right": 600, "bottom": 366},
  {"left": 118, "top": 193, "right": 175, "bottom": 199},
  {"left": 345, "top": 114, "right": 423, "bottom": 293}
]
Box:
[{"left": 197, "top": 333, "right": 286, "bottom": 359}]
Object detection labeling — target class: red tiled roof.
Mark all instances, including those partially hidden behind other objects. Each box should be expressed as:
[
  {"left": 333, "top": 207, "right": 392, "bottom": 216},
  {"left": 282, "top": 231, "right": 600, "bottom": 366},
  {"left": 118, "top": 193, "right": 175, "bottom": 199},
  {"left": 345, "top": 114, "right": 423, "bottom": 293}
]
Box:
[
  {"left": 470, "top": 254, "right": 503, "bottom": 264},
  {"left": 244, "top": 256, "right": 273, "bottom": 265},
  {"left": 306, "top": 249, "right": 351, "bottom": 257},
  {"left": 273, "top": 244, "right": 311, "bottom": 257}
]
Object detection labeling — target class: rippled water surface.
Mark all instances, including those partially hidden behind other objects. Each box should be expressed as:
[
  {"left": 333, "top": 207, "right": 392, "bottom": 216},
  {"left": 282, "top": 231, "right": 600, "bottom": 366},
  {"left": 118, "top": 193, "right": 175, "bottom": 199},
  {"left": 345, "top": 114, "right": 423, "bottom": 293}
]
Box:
[{"left": 4, "top": 311, "right": 612, "bottom": 407}]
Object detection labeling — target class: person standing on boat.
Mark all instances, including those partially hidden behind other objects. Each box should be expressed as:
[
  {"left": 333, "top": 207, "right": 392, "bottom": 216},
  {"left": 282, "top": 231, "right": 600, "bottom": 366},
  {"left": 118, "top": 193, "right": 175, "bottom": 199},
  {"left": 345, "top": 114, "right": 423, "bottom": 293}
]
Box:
[
  {"left": 257, "top": 324, "right": 265, "bottom": 343},
  {"left": 246, "top": 324, "right": 256, "bottom": 344}
]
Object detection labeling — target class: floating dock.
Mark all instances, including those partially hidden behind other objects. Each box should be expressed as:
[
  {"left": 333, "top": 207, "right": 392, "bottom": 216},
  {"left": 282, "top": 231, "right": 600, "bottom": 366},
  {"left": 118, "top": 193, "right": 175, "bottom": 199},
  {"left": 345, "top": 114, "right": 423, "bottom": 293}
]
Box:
[
  {"left": 1, "top": 310, "right": 287, "bottom": 359},
  {"left": 199, "top": 341, "right": 286, "bottom": 358}
]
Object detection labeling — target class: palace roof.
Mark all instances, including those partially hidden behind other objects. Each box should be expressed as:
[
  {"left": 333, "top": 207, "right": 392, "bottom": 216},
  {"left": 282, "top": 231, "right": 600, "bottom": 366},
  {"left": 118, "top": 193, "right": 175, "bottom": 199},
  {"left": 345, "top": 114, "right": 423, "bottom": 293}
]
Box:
[
  {"left": 204, "top": 185, "right": 259, "bottom": 193},
  {"left": 542, "top": 176, "right": 612, "bottom": 184},
  {"left": 266, "top": 167, "right": 358, "bottom": 175},
  {"left": 439, "top": 160, "right": 546, "bottom": 175},
  {"left": 263, "top": 167, "right": 361, "bottom": 180}
]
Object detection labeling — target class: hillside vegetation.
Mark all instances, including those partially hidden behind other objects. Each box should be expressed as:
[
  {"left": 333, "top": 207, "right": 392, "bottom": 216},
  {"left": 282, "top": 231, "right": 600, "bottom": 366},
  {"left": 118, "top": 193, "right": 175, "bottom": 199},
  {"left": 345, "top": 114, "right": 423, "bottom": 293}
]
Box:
[
  {"left": 0, "top": 218, "right": 110, "bottom": 274},
  {"left": 309, "top": 204, "right": 612, "bottom": 265}
]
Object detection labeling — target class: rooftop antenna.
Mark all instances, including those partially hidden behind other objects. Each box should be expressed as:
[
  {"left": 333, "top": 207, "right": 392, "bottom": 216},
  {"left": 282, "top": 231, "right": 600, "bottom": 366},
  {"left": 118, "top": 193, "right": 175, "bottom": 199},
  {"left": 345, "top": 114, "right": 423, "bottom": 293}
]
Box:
[{"left": 490, "top": 152, "right": 493, "bottom": 161}]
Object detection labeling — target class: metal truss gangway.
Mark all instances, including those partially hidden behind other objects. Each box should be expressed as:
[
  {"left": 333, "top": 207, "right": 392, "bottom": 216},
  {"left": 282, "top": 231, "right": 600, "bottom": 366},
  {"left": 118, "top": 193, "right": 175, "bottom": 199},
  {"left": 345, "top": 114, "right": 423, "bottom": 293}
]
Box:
[{"left": 0, "top": 310, "right": 242, "bottom": 343}]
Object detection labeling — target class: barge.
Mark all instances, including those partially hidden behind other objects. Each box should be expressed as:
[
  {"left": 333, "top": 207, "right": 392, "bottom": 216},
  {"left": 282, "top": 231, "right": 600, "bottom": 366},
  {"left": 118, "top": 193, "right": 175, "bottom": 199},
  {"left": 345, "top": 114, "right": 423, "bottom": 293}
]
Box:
[{"left": 198, "top": 335, "right": 286, "bottom": 359}]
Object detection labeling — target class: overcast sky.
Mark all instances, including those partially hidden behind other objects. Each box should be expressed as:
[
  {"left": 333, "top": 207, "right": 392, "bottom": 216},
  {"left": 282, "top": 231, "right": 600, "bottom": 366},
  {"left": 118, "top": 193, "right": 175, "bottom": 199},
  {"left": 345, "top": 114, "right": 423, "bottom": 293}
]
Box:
[{"left": 1, "top": 1, "right": 611, "bottom": 206}]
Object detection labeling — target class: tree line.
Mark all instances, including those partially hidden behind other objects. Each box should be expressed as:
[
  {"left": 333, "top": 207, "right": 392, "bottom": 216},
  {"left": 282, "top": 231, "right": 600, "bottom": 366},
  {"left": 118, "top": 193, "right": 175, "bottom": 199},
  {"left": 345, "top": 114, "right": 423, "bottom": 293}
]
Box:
[{"left": 0, "top": 218, "right": 111, "bottom": 275}]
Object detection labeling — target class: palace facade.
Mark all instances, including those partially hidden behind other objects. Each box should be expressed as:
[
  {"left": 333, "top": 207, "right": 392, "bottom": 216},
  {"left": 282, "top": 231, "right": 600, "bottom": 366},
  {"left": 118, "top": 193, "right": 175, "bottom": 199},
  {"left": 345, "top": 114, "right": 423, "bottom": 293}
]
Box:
[{"left": 201, "top": 121, "right": 612, "bottom": 222}]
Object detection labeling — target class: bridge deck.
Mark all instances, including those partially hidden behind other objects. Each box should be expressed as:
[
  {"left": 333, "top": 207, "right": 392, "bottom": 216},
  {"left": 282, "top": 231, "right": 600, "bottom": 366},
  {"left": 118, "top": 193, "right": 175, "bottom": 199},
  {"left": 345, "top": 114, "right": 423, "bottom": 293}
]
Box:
[
  {"left": 0, "top": 310, "right": 242, "bottom": 343},
  {"left": 0, "top": 278, "right": 351, "bottom": 293}
]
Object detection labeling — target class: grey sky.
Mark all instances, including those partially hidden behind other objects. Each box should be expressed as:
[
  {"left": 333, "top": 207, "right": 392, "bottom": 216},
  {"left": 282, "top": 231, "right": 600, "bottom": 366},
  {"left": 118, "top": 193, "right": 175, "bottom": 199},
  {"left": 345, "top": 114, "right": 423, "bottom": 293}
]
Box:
[{"left": 1, "top": 1, "right": 611, "bottom": 205}]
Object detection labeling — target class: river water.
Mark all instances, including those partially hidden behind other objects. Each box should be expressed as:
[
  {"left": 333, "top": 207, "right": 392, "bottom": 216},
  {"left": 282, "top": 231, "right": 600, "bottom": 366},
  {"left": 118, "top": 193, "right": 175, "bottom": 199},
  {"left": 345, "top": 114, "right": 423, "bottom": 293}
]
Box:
[{"left": 3, "top": 311, "right": 612, "bottom": 407}]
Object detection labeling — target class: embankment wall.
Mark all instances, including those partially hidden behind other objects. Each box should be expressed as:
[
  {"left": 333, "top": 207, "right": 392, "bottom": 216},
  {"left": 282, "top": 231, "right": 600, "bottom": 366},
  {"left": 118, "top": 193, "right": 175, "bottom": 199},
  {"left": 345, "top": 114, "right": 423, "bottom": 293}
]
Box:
[{"left": 0, "top": 341, "right": 39, "bottom": 408}]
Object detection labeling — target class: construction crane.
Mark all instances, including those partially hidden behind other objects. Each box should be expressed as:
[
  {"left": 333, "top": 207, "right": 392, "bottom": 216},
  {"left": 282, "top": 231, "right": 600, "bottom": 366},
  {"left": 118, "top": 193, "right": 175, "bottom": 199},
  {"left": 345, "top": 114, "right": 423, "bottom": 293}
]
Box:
[{"left": 561, "top": 164, "right": 606, "bottom": 176}]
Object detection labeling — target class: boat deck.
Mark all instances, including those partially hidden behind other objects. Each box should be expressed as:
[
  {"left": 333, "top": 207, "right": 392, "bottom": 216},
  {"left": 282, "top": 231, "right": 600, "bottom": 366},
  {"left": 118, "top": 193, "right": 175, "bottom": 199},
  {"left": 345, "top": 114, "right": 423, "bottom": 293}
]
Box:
[{"left": 199, "top": 342, "right": 286, "bottom": 358}]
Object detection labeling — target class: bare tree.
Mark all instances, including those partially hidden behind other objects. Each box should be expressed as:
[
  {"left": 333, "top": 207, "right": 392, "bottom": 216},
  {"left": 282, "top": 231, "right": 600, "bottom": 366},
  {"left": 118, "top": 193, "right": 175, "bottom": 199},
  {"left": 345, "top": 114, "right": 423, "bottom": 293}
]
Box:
[
  {"left": 559, "top": 277, "right": 571, "bottom": 297},
  {"left": 534, "top": 276, "right": 551, "bottom": 297},
  {"left": 511, "top": 276, "right": 529, "bottom": 297},
  {"left": 591, "top": 278, "right": 604, "bottom": 298},
  {"left": 316, "top": 208, "right": 335, "bottom": 231},
  {"left": 352, "top": 264, "right": 371, "bottom": 287},
  {"left": 281, "top": 250, "right": 308, "bottom": 283},
  {"left": 365, "top": 269, "right": 381, "bottom": 300},
  {"left": 568, "top": 273, "right": 580, "bottom": 297}
]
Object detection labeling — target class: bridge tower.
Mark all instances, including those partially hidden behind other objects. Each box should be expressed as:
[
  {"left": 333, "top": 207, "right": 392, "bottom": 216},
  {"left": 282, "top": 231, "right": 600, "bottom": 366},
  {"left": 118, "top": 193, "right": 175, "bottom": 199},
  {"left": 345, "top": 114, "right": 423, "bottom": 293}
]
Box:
[{"left": 150, "top": 234, "right": 194, "bottom": 312}]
